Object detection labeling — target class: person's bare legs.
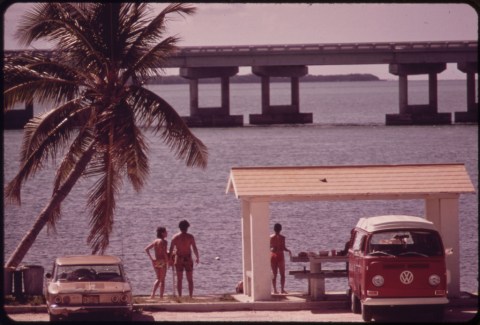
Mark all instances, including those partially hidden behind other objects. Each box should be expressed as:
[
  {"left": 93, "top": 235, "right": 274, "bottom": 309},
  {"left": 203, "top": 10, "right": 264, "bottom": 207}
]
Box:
[
  {"left": 176, "top": 271, "right": 183, "bottom": 297},
  {"left": 158, "top": 267, "right": 167, "bottom": 298},
  {"left": 150, "top": 279, "right": 159, "bottom": 298},
  {"left": 271, "top": 264, "right": 279, "bottom": 294},
  {"left": 186, "top": 271, "right": 194, "bottom": 298},
  {"left": 280, "top": 262, "right": 287, "bottom": 294},
  {"left": 150, "top": 267, "right": 163, "bottom": 298}
]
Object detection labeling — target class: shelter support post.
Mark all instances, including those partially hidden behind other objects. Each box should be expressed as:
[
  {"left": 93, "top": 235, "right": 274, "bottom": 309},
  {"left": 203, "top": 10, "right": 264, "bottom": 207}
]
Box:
[
  {"left": 241, "top": 200, "right": 252, "bottom": 296},
  {"left": 241, "top": 200, "right": 271, "bottom": 301},
  {"left": 425, "top": 197, "right": 460, "bottom": 298}
]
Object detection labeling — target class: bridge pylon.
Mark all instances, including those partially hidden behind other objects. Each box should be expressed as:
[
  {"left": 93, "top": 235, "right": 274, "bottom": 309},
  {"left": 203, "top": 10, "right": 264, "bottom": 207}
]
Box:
[
  {"left": 386, "top": 63, "right": 451, "bottom": 125},
  {"left": 180, "top": 67, "right": 243, "bottom": 127},
  {"left": 454, "top": 62, "right": 478, "bottom": 123},
  {"left": 4, "top": 101, "right": 33, "bottom": 130},
  {"left": 249, "top": 65, "right": 312, "bottom": 125}
]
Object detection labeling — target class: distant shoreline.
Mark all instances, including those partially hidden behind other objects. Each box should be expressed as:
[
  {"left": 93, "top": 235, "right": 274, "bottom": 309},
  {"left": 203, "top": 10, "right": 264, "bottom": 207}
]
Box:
[{"left": 147, "top": 73, "right": 382, "bottom": 85}]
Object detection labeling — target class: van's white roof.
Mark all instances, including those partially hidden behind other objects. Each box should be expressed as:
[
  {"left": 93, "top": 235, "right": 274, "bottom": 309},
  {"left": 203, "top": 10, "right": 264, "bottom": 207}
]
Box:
[{"left": 356, "top": 215, "right": 437, "bottom": 232}]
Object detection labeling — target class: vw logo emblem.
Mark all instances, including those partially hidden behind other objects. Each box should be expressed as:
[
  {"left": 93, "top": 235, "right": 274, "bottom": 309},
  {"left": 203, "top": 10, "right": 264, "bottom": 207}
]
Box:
[{"left": 400, "top": 270, "right": 414, "bottom": 284}]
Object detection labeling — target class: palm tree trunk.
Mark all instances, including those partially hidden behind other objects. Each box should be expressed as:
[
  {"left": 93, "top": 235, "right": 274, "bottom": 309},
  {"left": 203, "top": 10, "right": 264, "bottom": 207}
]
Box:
[{"left": 5, "top": 144, "right": 95, "bottom": 268}]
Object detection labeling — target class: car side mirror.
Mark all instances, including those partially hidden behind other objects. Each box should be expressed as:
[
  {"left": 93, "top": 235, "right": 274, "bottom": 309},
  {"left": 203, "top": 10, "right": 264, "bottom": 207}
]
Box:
[
  {"left": 45, "top": 272, "right": 52, "bottom": 279},
  {"left": 445, "top": 248, "right": 453, "bottom": 255}
]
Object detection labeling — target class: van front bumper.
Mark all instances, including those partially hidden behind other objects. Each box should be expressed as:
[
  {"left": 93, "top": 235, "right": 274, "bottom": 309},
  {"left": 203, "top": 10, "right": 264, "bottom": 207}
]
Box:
[{"left": 363, "top": 297, "right": 448, "bottom": 306}]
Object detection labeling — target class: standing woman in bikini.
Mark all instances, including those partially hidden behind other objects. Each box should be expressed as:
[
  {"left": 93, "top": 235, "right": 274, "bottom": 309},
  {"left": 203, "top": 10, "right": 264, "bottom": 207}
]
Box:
[
  {"left": 270, "top": 223, "right": 292, "bottom": 294},
  {"left": 145, "top": 227, "right": 169, "bottom": 298}
]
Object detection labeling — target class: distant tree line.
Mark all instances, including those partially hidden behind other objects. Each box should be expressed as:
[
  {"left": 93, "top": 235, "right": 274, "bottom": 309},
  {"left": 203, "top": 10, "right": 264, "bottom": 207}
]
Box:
[{"left": 147, "top": 73, "right": 381, "bottom": 84}]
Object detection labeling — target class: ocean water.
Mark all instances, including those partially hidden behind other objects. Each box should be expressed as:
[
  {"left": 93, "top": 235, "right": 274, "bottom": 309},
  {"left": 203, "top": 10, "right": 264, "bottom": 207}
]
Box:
[{"left": 3, "top": 80, "right": 478, "bottom": 296}]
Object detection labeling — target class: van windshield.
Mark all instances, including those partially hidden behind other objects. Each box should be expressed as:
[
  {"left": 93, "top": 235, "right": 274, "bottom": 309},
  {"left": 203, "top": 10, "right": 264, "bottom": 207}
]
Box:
[{"left": 367, "top": 230, "right": 443, "bottom": 257}]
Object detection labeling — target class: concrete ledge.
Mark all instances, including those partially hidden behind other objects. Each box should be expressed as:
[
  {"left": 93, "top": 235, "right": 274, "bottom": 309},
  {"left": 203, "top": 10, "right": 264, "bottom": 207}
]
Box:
[
  {"left": 386, "top": 113, "right": 451, "bottom": 125},
  {"left": 454, "top": 111, "right": 478, "bottom": 124},
  {"left": 249, "top": 113, "right": 313, "bottom": 125},
  {"left": 182, "top": 115, "right": 244, "bottom": 127}
]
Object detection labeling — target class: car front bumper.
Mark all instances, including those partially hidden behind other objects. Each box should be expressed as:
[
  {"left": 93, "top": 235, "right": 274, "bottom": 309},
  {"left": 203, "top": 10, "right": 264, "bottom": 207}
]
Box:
[{"left": 48, "top": 304, "right": 133, "bottom": 316}]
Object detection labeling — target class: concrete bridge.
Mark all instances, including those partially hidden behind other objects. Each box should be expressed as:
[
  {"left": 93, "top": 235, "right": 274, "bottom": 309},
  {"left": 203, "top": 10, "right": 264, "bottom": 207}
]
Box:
[{"left": 4, "top": 40, "right": 478, "bottom": 128}]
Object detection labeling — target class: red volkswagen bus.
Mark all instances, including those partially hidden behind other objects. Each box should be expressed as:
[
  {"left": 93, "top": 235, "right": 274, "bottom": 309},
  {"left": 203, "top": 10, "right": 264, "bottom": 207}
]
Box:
[{"left": 348, "top": 215, "right": 449, "bottom": 321}]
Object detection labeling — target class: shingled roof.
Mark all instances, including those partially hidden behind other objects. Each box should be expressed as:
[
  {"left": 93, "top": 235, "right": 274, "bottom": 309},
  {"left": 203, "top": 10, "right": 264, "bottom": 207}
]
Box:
[{"left": 226, "top": 163, "right": 475, "bottom": 201}]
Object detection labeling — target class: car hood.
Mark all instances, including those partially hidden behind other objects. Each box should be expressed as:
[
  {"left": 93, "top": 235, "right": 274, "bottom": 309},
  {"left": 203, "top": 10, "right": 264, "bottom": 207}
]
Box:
[{"left": 48, "top": 281, "right": 131, "bottom": 294}]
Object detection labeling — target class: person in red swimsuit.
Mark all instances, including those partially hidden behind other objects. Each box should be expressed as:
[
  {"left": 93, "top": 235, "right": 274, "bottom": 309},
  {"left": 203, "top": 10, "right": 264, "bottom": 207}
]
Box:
[{"left": 270, "top": 223, "right": 292, "bottom": 294}]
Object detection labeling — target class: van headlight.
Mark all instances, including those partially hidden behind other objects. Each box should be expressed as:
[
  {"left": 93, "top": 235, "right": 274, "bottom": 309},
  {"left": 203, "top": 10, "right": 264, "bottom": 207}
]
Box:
[
  {"left": 429, "top": 274, "right": 441, "bottom": 286},
  {"left": 372, "top": 275, "right": 384, "bottom": 287}
]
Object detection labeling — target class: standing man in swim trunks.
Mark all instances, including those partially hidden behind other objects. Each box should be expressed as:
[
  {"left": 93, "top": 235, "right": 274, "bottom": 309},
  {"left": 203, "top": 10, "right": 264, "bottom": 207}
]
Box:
[
  {"left": 169, "top": 220, "right": 199, "bottom": 298},
  {"left": 145, "top": 227, "right": 170, "bottom": 299},
  {"left": 270, "top": 223, "right": 292, "bottom": 294}
]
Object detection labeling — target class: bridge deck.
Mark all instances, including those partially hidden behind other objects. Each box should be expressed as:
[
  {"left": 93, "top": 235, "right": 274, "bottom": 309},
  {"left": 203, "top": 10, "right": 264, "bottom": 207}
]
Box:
[{"left": 5, "top": 40, "right": 477, "bottom": 68}]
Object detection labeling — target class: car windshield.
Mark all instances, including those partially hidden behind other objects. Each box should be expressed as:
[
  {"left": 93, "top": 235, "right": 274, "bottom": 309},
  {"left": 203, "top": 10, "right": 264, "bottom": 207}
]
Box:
[
  {"left": 55, "top": 264, "right": 124, "bottom": 282},
  {"left": 367, "top": 230, "right": 443, "bottom": 257}
]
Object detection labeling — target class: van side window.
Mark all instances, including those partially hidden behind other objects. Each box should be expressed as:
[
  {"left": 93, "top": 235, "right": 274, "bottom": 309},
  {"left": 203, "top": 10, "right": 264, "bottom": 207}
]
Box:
[{"left": 352, "top": 232, "right": 366, "bottom": 253}]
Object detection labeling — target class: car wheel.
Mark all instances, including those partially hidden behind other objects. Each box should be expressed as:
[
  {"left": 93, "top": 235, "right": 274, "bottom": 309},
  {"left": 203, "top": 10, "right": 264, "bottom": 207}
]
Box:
[
  {"left": 350, "top": 291, "right": 360, "bottom": 314},
  {"left": 361, "top": 302, "right": 373, "bottom": 322},
  {"left": 124, "top": 311, "right": 133, "bottom": 321}
]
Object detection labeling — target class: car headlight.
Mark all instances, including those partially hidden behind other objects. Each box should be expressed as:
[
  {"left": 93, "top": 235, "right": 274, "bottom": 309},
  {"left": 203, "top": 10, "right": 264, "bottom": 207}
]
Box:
[
  {"left": 372, "top": 275, "right": 384, "bottom": 287},
  {"left": 53, "top": 295, "right": 70, "bottom": 305},
  {"left": 120, "top": 294, "right": 129, "bottom": 303},
  {"left": 429, "top": 274, "right": 441, "bottom": 286}
]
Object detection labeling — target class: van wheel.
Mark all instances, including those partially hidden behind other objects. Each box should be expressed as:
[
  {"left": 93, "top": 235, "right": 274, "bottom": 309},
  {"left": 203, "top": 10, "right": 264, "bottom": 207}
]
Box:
[
  {"left": 430, "top": 305, "right": 444, "bottom": 322},
  {"left": 350, "top": 291, "right": 360, "bottom": 314},
  {"left": 361, "top": 303, "right": 373, "bottom": 322}
]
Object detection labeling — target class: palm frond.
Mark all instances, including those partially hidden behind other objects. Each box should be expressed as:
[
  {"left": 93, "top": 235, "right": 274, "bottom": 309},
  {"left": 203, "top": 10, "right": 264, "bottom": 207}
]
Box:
[
  {"left": 15, "top": 3, "right": 107, "bottom": 73},
  {"left": 47, "top": 140, "right": 96, "bottom": 237},
  {"left": 122, "top": 3, "right": 195, "bottom": 70},
  {"left": 123, "top": 35, "right": 179, "bottom": 86},
  {"left": 86, "top": 151, "right": 121, "bottom": 254},
  {"left": 52, "top": 126, "right": 96, "bottom": 193},
  {"left": 4, "top": 100, "right": 88, "bottom": 204},
  {"left": 4, "top": 54, "right": 88, "bottom": 110},
  {"left": 128, "top": 85, "right": 208, "bottom": 169}
]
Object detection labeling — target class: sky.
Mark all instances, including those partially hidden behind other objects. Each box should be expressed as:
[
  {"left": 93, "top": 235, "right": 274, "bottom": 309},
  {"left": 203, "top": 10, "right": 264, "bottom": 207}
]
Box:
[{"left": 2, "top": 2, "right": 478, "bottom": 80}]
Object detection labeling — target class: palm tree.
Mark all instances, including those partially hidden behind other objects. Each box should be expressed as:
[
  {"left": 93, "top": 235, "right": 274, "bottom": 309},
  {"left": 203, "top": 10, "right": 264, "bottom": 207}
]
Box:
[{"left": 4, "top": 3, "right": 208, "bottom": 268}]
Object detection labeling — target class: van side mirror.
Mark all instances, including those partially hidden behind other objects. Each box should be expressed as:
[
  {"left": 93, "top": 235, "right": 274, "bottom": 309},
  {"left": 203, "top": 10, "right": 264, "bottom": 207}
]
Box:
[
  {"left": 45, "top": 272, "right": 52, "bottom": 279},
  {"left": 445, "top": 248, "right": 453, "bottom": 255}
]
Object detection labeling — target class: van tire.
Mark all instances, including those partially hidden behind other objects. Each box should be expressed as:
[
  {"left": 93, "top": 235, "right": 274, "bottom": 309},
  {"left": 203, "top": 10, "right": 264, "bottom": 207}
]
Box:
[
  {"left": 430, "top": 305, "right": 444, "bottom": 322},
  {"left": 361, "top": 303, "right": 373, "bottom": 322},
  {"left": 350, "top": 291, "right": 361, "bottom": 314}
]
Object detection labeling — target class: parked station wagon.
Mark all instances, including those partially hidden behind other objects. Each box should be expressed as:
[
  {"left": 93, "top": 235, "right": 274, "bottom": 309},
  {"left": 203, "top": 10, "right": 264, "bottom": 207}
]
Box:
[
  {"left": 44, "top": 255, "right": 133, "bottom": 321},
  {"left": 347, "top": 215, "right": 449, "bottom": 322}
]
